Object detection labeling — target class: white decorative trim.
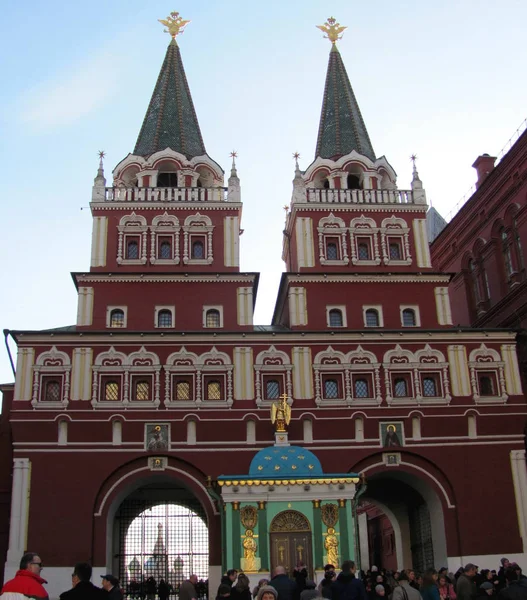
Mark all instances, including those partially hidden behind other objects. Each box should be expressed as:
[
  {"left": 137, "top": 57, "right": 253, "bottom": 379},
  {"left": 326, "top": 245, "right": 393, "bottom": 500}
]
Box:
[
  {"left": 318, "top": 212, "right": 349, "bottom": 265},
  {"left": 326, "top": 305, "right": 347, "bottom": 328},
  {"left": 183, "top": 213, "right": 214, "bottom": 265},
  {"left": 117, "top": 212, "right": 148, "bottom": 265},
  {"left": 106, "top": 306, "right": 128, "bottom": 329},
  {"left": 363, "top": 305, "right": 384, "bottom": 327},
  {"left": 254, "top": 346, "right": 293, "bottom": 407},
  {"left": 150, "top": 212, "right": 180, "bottom": 265},
  {"left": 154, "top": 305, "right": 175, "bottom": 328},
  {"left": 32, "top": 347, "right": 71, "bottom": 409},
  {"left": 468, "top": 344, "right": 508, "bottom": 404},
  {"left": 203, "top": 305, "right": 224, "bottom": 328},
  {"left": 380, "top": 215, "right": 412, "bottom": 265},
  {"left": 400, "top": 305, "right": 421, "bottom": 327},
  {"left": 349, "top": 214, "right": 381, "bottom": 266}
]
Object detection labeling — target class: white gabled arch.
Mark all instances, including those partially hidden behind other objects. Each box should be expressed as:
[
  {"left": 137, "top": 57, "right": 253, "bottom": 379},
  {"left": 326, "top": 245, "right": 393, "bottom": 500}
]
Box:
[
  {"left": 469, "top": 343, "right": 501, "bottom": 363},
  {"left": 415, "top": 344, "right": 446, "bottom": 364},
  {"left": 255, "top": 345, "right": 291, "bottom": 366},
  {"left": 36, "top": 346, "right": 71, "bottom": 366},
  {"left": 128, "top": 346, "right": 160, "bottom": 367},
  {"left": 198, "top": 347, "right": 232, "bottom": 366},
  {"left": 347, "top": 345, "right": 378, "bottom": 365},
  {"left": 383, "top": 345, "right": 416, "bottom": 364},
  {"left": 166, "top": 347, "right": 199, "bottom": 367},
  {"left": 254, "top": 346, "right": 293, "bottom": 406},
  {"left": 95, "top": 347, "right": 128, "bottom": 367}
]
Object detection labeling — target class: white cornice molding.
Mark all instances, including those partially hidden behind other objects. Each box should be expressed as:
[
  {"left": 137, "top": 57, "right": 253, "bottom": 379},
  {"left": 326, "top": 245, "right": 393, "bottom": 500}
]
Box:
[
  {"left": 289, "top": 203, "right": 427, "bottom": 214},
  {"left": 75, "top": 274, "right": 257, "bottom": 284},
  {"left": 283, "top": 274, "right": 451, "bottom": 284},
  {"left": 90, "top": 202, "right": 242, "bottom": 211}
]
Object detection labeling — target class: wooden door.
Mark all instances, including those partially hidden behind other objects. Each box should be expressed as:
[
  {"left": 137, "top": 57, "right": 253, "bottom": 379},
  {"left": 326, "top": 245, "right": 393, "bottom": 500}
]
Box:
[{"left": 269, "top": 510, "right": 313, "bottom": 577}]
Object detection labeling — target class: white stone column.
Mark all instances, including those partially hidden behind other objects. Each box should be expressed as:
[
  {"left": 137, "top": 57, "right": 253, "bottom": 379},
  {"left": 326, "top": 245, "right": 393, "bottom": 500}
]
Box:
[
  {"left": 511, "top": 450, "right": 527, "bottom": 551},
  {"left": 6, "top": 458, "right": 32, "bottom": 571}
]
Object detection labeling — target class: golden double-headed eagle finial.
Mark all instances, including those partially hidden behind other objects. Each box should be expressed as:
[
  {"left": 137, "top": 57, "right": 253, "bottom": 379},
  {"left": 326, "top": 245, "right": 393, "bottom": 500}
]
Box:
[
  {"left": 316, "top": 16, "right": 347, "bottom": 45},
  {"left": 158, "top": 11, "right": 191, "bottom": 40}
]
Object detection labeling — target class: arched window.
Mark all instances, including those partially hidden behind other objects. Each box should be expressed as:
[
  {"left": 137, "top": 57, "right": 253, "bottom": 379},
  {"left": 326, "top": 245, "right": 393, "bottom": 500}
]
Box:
[
  {"left": 502, "top": 229, "right": 513, "bottom": 278},
  {"left": 327, "top": 242, "right": 338, "bottom": 260},
  {"left": 479, "top": 375, "right": 495, "bottom": 396},
  {"left": 514, "top": 219, "right": 524, "bottom": 271},
  {"left": 365, "top": 309, "right": 379, "bottom": 327},
  {"left": 157, "top": 310, "right": 173, "bottom": 328},
  {"left": 394, "top": 378, "right": 408, "bottom": 397},
  {"left": 266, "top": 380, "right": 280, "bottom": 399},
  {"left": 110, "top": 309, "right": 125, "bottom": 328},
  {"left": 157, "top": 172, "right": 178, "bottom": 187},
  {"left": 175, "top": 381, "right": 190, "bottom": 401},
  {"left": 468, "top": 259, "right": 481, "bottom": 304},
  {"left": 160, "top": 241, "right": 172, "bottom": 259},
  {"left": 44, "top": 380, "right": 60, "bottom": 402},
  {"left": 191, "top": 240, "right": 204, "bottom": 259},
  {"left": 328, "top": 309, "right": 343, "bottom": 327},
  {"left": 105, "top": 381, "right": 119, "bottom": 401},
  {"left": 357, "top": 242, "right": 371, "bottom": 260},
  {"left": 323, "top": 178, "right": 330, "bottom": 189},
  {"left": 402, "top": 309, "right": 416, "bottom": 327},
  {"left": 324, "top": 379, "right": 339, "bottom": 399},
  {"left": 347, "top": 174, "right": 361, "bottom": 189},
  {"left": 422, "top": 377, "right": 437, "bottom": 397},
  {"left": 126, "top": 240, "right": 139, "bottom": 259},
  {"left": 354, "top": 379, "right": 369, "bottom": 398},
  {"left": 207, "top": 381, "right": 221, "bottom": 400},
  {"left": 389, "top": 241, "right": 402, "bottom": 260},
  {"left": 206, "top": 309, "right": 220, "bottom": 328},
  {"left": 135, "top": 381, "right": 150, "bottom": 401}
]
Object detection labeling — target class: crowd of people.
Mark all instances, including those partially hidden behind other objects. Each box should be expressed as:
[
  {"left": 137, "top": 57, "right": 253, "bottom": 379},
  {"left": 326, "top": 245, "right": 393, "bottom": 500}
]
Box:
[{"left": 217, "top": 558, "right": 527, "bottom": 600}]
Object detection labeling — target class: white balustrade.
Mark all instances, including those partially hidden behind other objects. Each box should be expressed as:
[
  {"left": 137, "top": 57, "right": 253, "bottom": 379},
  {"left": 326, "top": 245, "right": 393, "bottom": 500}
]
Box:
[
  {"left": 305, "top": 188, "right": 414, "bottom": 204},
  {"left": 105, "top": 186, "right": 228, "bottom": 202}
]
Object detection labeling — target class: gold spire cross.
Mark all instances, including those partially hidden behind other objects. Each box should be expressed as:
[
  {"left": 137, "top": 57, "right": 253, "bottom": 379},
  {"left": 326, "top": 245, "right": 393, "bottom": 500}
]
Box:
[
  {"left": 316, "top": 17, "right": 347, "bottom": 45},
  {"left": 158, "top": 11, "right": 191, "bottom": 40}
]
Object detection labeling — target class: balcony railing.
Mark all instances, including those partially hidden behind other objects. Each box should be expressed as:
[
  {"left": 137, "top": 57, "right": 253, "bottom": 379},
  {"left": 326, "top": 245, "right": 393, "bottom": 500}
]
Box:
[
  {"left": 104, "top": 186, "right": 228, "bottom": 202},
  {"left": 305, "top": 188, "right": 414, "bottom": 204}
]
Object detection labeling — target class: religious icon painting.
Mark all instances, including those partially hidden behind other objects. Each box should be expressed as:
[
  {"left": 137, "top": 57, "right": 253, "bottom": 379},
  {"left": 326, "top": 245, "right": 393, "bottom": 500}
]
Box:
[
  {"left": 380, "top": 421, "right": 404, "bottom": 447},
  {"left": 145, "top": 423, "right": 170, "bottom": 451}
]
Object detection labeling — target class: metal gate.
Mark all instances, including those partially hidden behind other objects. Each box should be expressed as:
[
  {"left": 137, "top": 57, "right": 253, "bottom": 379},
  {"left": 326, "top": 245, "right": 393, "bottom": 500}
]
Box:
[
  {"left": 115, "top": 499, "right": 208, "bottom": 597},
  {"left": 409, "top": 503, "right": 434, "bottom": 572}
]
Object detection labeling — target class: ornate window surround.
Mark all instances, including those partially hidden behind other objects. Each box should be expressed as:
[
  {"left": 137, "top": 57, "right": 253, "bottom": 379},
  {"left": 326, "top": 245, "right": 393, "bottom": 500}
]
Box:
[
  {"left": 313, "top": 346, "right": 381, "bottom": 407},
  {"left": 255, "top": 346, "right": 293, "bottom": 407},
  {"left": 468, "top": 344, "right": 508, "bottom": 404},
  {"left": 155, "top": 306, "right": 175, "bottom": 328},
  {"left": 117, "top": 212, "right": 148, "bottom": 265},
  {"left": 164, "top": 347, "right": 199, "bottom": 408},
  {"left": 198, "top": 347, "right": 233, "bottom": 407},
  {"left": 91, "top": 346, "right": 161, "bottom": 408},
  {"left": 317, "top": 213, "right": 349, "bottom": 265},
  {"left": 32, "top": 346, "right": 71, "bottom": 409},
  {"left": 183, "top": 213, "right": 214, "bottom": 265},
  {"left": 106, "top": 306, "right": 128, "bottom": 328},
  {"left": 363, "top": 305, "right": 384, "bottom": 327},
  {"left": 326, "top": 305, "right": 347, "bottom": 328},
  {"left": 380, "top": 216, "right": 412, "bottom": 265},
  {"left": 150, "top": 212, "right": 180, "bottom": 265},
  {"left": 383, "top": 344, "right": 451, "bottom": 405},
  {"left": 400, "top": 305, "right": 420, "bottom": 327},
  {"left": 349, "top": 215, "right": 381, "bottom": 266}
]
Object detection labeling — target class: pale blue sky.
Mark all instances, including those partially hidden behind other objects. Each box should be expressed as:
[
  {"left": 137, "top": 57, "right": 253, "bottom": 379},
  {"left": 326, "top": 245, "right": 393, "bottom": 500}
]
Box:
[{"left": 1, "top": 0, "right": 526, "bottom": 384}]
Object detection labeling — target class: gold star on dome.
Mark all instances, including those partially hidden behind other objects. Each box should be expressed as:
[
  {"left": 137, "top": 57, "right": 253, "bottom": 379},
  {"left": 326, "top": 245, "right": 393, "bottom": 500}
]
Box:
[
  {"left": 308, "top": 464, "right": 314, "bottom": 470},
  {"left": 257, "top": 465, "right": 263, "bottom": 471},
  {"left": 264, "top": 456, "right": 272, "bottom": 460},
  {"left": 274, "top": 465, "right": 281, "bottom": 471},
  {"left": 298, "top": 455, "right": 305, "bottom": 460},
  {"left": 291, "top": 465, "right": 297, "bottom": 470},
  {"left": 281, "top": 456, "right": 288, "bottom": 460}
]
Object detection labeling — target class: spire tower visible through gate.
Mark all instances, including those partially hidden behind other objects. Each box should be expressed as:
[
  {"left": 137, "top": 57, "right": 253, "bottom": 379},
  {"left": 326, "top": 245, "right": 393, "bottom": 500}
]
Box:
[{"left": 315, "top": 17, "right": 375, "bottom": 161}]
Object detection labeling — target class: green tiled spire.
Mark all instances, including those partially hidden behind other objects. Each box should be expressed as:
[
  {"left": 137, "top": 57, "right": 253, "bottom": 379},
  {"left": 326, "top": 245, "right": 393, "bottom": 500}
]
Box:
[
  {"left": 134, "top": 40, "right": 206, "bottom": 158},
  {"left": 315, "top": 45, "right": 375, "bottom": 161}
]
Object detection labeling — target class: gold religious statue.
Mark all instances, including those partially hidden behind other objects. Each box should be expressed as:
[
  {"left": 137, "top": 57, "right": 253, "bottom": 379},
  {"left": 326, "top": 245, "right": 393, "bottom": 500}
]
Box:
[
  {"left": 316, "top": 17, "right": 347, "bottom": 45},
  {"left": 270, "top": 393, "right": 292, "bottom": 433},
  {"left": 242, "top": 529, "right": 258, "bottom": 572},
  {"left": 324, "top": 527, "right": 339, "bottom": 568},
  {"left": 158, "top": 11, "right": 191, "bottom": 40}
]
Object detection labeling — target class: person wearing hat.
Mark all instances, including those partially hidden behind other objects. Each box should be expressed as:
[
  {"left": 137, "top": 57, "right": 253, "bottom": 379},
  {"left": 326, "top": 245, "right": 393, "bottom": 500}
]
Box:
[
  {"left": 100, "top": 576, "right": 122, "bottom": 600},
  {"left": 456, "top": 565, "right": 478, "bottom": 600},
  {"left": 256, "top": 587, "right": 278, "bottom": 600}
]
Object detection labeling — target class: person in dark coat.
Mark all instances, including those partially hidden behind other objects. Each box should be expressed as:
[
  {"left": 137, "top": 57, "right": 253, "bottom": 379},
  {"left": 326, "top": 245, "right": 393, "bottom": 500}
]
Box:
[
  {"left": 60, "top": 563, "right": 106, "bottom": 600},
  {"left": 218, "top": 571, "right": 238, "bottom": 599},
  {"left": 231, "top": 574, "right": 251, "bottom": 600},
  {"left": 330, "top": 561, "right": 367, "bottom": 600},
  {"left": 101, "top": 575, "right": 123, "bottom": 600},
  {"left": 269, "top": 566, "right": 299, "bottom": 600},
  {"left": 158, "top": 580, "right": 170, "bottom": 600},
  {"left": 498, "top": 568, "right": 527, "bottom": 600},
  {"left": 294, "top": 563, "right": 309, "bottom": 594}
]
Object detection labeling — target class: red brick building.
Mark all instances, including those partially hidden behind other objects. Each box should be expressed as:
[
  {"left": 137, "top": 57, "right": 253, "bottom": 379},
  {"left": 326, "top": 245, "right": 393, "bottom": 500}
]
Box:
[{"left": 0, "top": 16, "right": 526, "bottom": 598}]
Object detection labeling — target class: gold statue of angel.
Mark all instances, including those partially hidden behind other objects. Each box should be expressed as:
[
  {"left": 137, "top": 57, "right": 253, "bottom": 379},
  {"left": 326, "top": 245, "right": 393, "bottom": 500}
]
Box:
[
  {"left": 271, "top": 393, "right": 292, "bottom": 433},
  {"left": 316, "top": 17, "right": 347, "bottom": 45},
  {"left": 159, "top": 11, "right": 191, "bottom": 40}
]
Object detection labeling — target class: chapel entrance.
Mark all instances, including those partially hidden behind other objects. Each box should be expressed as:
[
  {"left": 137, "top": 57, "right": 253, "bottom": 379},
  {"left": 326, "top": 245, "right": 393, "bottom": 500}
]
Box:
[
  {"left": 113, "top": 480, "right": 208, "bottom": 596},
  {"left": 269, "top": 510, "right": 312, "bottom": 577}
]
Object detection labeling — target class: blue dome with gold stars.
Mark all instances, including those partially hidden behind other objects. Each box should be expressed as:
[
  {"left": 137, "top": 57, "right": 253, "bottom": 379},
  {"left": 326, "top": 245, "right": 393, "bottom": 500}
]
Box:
[{"left": 249, "top": 446, "right": 323, "bottom": 478}]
